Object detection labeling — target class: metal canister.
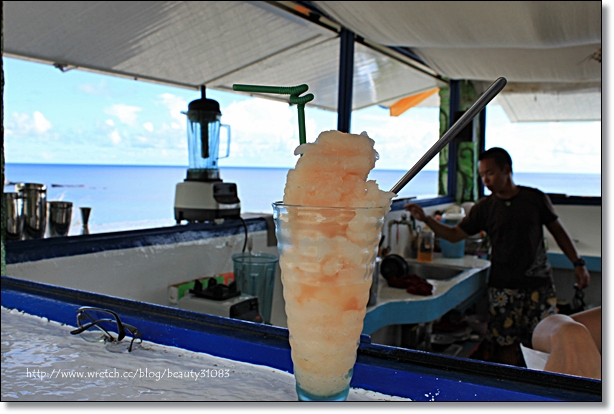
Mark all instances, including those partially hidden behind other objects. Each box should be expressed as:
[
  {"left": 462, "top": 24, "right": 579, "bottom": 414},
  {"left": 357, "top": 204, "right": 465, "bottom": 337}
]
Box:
[
  {"left": 16, "top": 183, "right": 47, "bottom": 240},
  {"left": 80, "top": 206, "right": 92, "bottom": 235},
  {"left": 3, "top": 192, "right": 24, "bottom": 241},
  {"left": 368, "top": 257, "right": 381, "bottom": 307},
  {"left": 48, "top": 201, "right": 73, "bottom": 237}
]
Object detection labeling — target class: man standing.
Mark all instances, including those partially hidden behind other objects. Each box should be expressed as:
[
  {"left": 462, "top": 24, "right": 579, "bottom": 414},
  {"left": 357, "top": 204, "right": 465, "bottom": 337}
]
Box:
[{"left": 405, "top": 147, "right": 590, "bottom": 366}]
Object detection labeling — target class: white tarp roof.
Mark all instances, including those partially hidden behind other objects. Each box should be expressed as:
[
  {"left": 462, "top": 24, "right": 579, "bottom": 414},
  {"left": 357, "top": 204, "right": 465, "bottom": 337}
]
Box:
[
  {"left": 3, "top": 1, "right": 602, "bottom": 121},
  {"left": 2, "top": 1, "right": 443, "bottom": 112},
  {"left": 312, "top": 1, "right": 602, "bottom": 121}
]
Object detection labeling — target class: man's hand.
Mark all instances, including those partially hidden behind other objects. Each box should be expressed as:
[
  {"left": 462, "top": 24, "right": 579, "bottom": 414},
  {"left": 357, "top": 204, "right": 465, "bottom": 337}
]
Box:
[
  {"left": 404, "top": 203, "right": 426, "bottom": 221},
  {"left": 575, "top": 266, "right": 590, "bottom": 290},
  {"left": 404, "top": 203, "right": 468, "bottom": 243},
  {"left": 545, "top": 219, "right": 591, "bottom": 290}
]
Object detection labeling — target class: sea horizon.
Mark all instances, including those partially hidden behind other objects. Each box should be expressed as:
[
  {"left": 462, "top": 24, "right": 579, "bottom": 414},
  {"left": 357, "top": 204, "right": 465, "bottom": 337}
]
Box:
[
  {"left": 3, "top": 161, "right": 604, "bottom": 175},
  {"left": 3, "top": 163, "right": 601, "bottom": 235}
]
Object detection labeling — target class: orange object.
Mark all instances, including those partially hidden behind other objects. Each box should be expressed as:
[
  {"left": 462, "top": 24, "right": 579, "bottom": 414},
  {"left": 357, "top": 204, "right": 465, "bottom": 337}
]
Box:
[
  {"left": 293, "top": 4, "right": 310, "bottom": 15},
  {"left": 417, "top": 250, "right": 434, "bottom": 263},
  {"left": 389, "top": 88, "right": 439, "bottom": 117},
  {"left": 219, "top": 272, "right": 234, "bottom": 285}
]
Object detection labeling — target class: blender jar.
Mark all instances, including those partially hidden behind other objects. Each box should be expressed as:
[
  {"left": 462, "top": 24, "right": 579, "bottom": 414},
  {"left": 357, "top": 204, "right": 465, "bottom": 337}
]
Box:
[{"left": 185, "top": 97, "right": 230, "bottom": 182}]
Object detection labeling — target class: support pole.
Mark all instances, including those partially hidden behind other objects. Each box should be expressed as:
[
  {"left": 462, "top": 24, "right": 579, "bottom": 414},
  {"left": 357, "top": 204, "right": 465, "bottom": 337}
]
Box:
[{"left": 447, "top": 80, "right": 461, "bottom": 200}]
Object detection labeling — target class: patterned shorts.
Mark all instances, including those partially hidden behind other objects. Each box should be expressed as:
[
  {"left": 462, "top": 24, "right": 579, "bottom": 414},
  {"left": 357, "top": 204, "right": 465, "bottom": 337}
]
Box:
[{"left": 486, "top": 284, "right": 557, "bottom": 347}]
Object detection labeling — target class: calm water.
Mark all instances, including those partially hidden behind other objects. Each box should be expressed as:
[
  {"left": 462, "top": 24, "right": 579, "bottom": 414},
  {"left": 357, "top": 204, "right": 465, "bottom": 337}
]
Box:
[{"left": 3, "top": 163, "right": 601, "bottom": 233}]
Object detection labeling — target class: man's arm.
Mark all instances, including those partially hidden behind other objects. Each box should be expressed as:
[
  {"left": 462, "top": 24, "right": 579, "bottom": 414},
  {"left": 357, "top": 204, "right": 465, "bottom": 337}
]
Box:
[
  {"left": 404, "top": 204, "right": 468, "bottom": 243},
  {"left": 545, "top": 219, "right": 590, "bottom": 289}
]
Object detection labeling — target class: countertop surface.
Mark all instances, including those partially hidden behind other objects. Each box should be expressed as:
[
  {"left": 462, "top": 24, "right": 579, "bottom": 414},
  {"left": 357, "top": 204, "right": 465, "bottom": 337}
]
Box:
[
  {"left": 364, "top": 254, "right": 490, "bottom": 334},
  {"left": 372, "top": 254, "right": 490, "bottom": 307}
]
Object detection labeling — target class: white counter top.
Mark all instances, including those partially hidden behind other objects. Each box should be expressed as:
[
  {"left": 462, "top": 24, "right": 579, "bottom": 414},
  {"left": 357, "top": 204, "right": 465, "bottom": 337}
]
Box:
[{"left": 363, "top": 254, "right": 490, "bottom": 334}]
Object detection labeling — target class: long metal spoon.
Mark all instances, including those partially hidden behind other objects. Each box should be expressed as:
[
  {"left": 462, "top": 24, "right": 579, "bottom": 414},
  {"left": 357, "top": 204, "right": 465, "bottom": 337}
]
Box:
[{"left": 390, "top": 77, "right": 507, "bottom": 194}]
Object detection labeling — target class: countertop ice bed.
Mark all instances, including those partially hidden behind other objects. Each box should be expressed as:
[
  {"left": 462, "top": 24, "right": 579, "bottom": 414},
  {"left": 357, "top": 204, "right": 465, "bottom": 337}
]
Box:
[{"left": 1, "top": 307, "right": 408, "bottom": 402}]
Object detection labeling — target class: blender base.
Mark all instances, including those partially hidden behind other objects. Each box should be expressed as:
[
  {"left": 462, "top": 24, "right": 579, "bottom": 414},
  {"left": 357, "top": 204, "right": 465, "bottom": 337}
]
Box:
[
  {"left": 174, "top": 207, "right": 241, "bottom": 223},
  {"left": 174, "top": 180, "right": 240, "bottom": 223}
]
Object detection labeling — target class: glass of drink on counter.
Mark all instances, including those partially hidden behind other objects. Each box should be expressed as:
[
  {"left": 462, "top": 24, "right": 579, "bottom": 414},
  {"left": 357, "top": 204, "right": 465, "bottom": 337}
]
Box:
[
  {"left": 273, "top": 202, "right": 386, "bottom": 401},
  {"left": 417, "top": 225, "right": 434, "bottom": 262}
]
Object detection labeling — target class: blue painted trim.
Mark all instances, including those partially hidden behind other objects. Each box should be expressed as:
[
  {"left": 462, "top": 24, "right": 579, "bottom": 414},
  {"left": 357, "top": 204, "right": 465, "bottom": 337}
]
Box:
[
  {"left": 390, "top": 193, "right": 602, "bottom": 213},
  {"left": 386, "top": 46, "right": 429, "bottom": 67},
  {"left": 353, "top": 344, "right": 599, "bottom": 402},
  {"left": 363, "top": 268, "right": 488, "bottom": 334},
  {"left": 548, "top": 195, "right": 601, "bottom": 206},
  {"left": 0, "top": 276, "right": 601, "bottom": 401},
  {"left": 548, "top": 253, "right": 601, "bottom": 272},
  {"left": 391, "top": 196, "right": 455, "bottom": 211},
  {"left": 5, "top": 218, "right": 268, "bottom": 264}
]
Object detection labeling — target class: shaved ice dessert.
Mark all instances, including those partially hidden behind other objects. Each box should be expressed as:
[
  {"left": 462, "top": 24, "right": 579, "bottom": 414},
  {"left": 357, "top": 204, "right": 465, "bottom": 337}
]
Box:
[{"left": 273, "top": 130, "right": 394, "bottom": 401}]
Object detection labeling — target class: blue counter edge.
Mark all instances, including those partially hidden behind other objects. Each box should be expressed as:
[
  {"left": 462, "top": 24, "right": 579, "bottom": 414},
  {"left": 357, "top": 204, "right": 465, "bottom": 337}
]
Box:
[
  {"left": 1, "top": 276, "right": 601, "bottom": 402},
  {"left": 4, "top": 217, "right": 269, "bottom": 264},
  {"left": 364, "top": 268, "right": 488, "bottom": 334},
  {"left": 548, "top": 253, "right": 601, "bottom": 272}
]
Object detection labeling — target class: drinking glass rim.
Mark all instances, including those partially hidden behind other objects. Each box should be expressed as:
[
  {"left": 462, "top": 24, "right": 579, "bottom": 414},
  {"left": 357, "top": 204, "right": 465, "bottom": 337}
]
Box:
[
  {"left": 272, "top": 201, "right": 388, "bottom": 211},
  {"left": 232, "top": 252, "right": 278, "bottom": 262}
]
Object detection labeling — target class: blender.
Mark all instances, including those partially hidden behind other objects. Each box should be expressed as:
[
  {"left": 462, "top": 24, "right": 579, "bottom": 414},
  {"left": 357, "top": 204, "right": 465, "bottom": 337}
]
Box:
[{"left": 174, "top": 87, "right": 240, "bottom": 223}]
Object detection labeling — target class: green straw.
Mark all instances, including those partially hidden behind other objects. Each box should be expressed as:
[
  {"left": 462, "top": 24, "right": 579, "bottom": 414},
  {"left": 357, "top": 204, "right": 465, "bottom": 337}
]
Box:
[{"left": 232, "top": 84, "right": 314, "bottom": 146}]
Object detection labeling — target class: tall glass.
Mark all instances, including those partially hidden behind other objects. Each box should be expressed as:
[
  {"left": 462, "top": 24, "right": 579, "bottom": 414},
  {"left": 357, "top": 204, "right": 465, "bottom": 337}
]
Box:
[{"left": 273, "top": 202, "right": 386, "bottom": 401}]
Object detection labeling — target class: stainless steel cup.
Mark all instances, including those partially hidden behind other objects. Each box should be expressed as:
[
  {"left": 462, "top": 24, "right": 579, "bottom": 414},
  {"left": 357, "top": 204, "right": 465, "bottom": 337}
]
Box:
[
  {"left": 80, "top": 207, "right": 92, "bottom": 235},
  {"left": 16, "top": 183, "right": 47, "bottom": 240},
  {"left": 48, "top": 201, "right": 73, "bottom": 237},
  {"left": 3, "top": 192, "right": 24, "bottom": 241}
]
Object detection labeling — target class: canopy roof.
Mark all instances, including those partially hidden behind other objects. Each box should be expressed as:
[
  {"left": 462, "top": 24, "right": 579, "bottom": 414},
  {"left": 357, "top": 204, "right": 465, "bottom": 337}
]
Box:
[
  {"left": 3, "top": 1, "right": 602, "bottom": 121},
  {"left": 313, "top": 1, "right": 602, "bottom": 121}
]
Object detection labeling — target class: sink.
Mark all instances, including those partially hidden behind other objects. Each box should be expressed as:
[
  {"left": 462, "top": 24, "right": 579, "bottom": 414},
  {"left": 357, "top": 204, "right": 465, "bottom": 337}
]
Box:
[{"left": 404, "top": 262, "right": 465, "bottom": 281}]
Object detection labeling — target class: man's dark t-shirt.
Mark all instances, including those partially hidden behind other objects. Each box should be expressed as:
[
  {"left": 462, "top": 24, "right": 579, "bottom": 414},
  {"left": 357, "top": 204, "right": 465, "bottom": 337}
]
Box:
[{"left": 458, "top": 186, "right": 558, "bottom": 289}]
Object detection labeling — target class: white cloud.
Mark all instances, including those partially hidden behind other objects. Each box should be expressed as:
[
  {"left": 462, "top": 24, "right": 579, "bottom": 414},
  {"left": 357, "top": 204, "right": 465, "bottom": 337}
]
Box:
[
  {"left": 219, "top": 98, "right": 299, "bottom": 167},
  {"left": 104, "top": 104, "right": 142, "bottom": 125},
  {"left": 109, "top": 130, "right": 122, "bottom": 145},
  {"left": 159, "top": 93, "right": 188, "bottom": 126},
  {"left": 352, "top": 107, "right": 441, "bottom": 171},
  {"left": 5, "top": 111, "right": 54, "bottom": 136},
  {"left": 77, "top": 80, "right": 110, "bottom": 96},
  {"left": 5, "top": 112, "right": 29, "bottom": 136},
  {"left": 33, "top": 111, "right": 52, "bottom": 132},
  {"left": 485, "top": 106, "right": 601, "bottom": 174},
  {"left": 143, "top": 122, "right": 154, "bottom": 132},
  {"left": 106, "top": 119, "right": 115, "bottom": 126}
]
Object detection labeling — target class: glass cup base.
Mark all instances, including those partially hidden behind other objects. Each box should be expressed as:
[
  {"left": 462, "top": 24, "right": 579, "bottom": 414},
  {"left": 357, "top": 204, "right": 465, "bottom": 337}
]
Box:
[{"left": 296, "top": 383, "right": 350, "bottom": 402}]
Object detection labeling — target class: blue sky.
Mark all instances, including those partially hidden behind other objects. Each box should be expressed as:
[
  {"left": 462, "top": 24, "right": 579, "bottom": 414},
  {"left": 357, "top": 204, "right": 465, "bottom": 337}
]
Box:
[{"left": 2, "top": 56, "right": 602, "bottom": 174}]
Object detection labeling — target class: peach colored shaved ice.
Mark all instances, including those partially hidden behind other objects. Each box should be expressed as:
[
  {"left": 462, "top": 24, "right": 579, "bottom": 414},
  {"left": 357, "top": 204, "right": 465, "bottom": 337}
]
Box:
[
  {"left": 283, "top": 130, "right": 394, "bottom": 208},
  {"left": 277, "top": 130, "right": 393, "bottom": 399}
]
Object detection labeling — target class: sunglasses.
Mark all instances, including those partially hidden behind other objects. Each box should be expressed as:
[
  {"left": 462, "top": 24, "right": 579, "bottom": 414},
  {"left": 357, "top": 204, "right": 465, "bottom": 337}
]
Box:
[{"left": 70, "top": 306, "right": 142, "bottom": 353}]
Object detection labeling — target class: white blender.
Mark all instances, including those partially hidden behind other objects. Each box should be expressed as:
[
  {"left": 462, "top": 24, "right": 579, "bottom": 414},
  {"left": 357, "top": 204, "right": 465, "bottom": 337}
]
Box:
[{"left": 174, "top": 87, "right": 240, "bottom": 223}]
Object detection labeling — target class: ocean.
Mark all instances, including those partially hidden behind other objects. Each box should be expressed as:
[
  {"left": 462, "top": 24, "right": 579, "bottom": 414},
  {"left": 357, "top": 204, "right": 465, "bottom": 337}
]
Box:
[{"left": 3, "top": 163, "right": 601, "bottom": 235}]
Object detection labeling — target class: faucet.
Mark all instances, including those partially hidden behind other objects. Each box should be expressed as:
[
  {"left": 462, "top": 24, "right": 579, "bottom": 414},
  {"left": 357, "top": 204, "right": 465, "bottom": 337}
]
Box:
[{"left": 385, "top": 213, "right": 416, "bottom": 257}]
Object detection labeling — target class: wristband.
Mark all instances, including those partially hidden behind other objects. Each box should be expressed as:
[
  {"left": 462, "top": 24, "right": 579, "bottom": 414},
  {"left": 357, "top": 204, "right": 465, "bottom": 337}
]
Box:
[{"left": 573, "top": 258, "right": 586, "bottom": 267}]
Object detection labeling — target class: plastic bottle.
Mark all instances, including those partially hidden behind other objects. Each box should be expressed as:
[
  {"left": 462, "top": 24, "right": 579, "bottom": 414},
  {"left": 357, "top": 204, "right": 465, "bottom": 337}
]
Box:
[
  {"left": 417, "top": 225, "right": 434, "bottom": 263},
  {"left": 440, "top": 207, "right": 466, "bottom": 258}
]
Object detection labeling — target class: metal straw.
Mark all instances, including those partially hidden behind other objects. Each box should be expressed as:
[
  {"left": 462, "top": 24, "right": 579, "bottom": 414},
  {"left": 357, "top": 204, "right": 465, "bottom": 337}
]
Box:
[{"left": 390, "top": 77, "right": 507, "bottom": 194}]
